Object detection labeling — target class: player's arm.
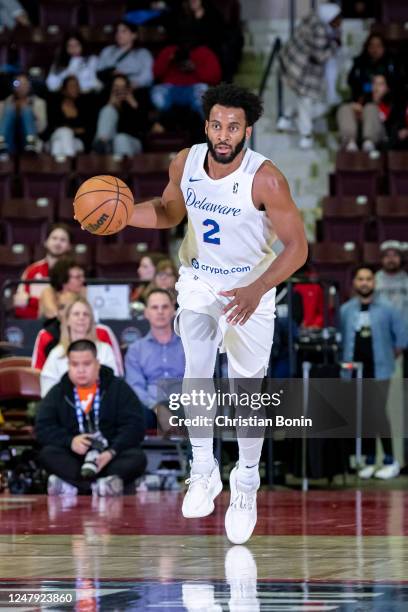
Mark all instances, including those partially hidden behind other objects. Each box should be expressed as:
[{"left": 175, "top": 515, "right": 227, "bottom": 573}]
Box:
[
  {"left": 221, "top": 162, "right": 308, "bottom": 325},
  {"left": 127, "top": 149, "right": 188, "bottom": 230},
  {"left": 253, "top": 162, "right": 308, "bottom": 292}
]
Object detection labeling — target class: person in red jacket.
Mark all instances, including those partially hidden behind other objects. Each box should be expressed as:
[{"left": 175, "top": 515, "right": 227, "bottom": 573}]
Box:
[
  {"left": 13, "top": 223, "right": 73, "bottom": 319},
  {"left": 150, "top": 39, "right": 222, "bottom": 118},
  {"left": 31, "top": 291, "right": 124, "bottom": 375}
]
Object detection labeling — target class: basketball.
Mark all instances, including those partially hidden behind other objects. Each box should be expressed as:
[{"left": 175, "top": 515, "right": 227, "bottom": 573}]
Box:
[{"left": 73, "top": 175, "right": 134, "bottom": 236}]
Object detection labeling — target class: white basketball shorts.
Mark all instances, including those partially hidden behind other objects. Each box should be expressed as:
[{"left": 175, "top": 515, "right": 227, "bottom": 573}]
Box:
[{"left": 174, "top": 269, "right": 276, "bottom": 377}]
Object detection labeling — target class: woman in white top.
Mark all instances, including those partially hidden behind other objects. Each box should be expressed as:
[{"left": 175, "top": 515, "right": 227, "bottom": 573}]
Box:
[
  {"left": 46, "top": 33, "right": 101, "bottom": 94},
  {"left": 41, "top": 297, "right": 118, "bottom": 397}
]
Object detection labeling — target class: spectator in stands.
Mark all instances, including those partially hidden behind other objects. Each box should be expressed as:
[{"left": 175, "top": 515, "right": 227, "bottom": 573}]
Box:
[
  {"left": 39, "top": 258, "right": 86, "bottom": 320},
  {"left": 340, "top": 265, "right": 408, "bottom": 480},
  {"left": 46, "top": 76, "right": 95, "bottom": 158},
  {"left": 149, "top": 258, "right": 178, "bottom": 304},
  {"left": 150, "top": 37, "right": 222, "bottom": 120},
  {"left": 13, "top": 224, "right": 72, "bottom": 320},
  {"left": 125, "top": 289, "right": 185, "bottom": 434},
  {"left": 36, "top": 339, "right": 146, "bottom": 496},
  {"left": 177, "top": 0, "right": 243, "bottom": 82},
  {"left": 0, "top": 73, "right": 46, "bottom": 156},
  {"left": 347, "top": 34, "right": 399, "bottom": 108},
  {"left": 93, "top": 75, "right": 144, "bottom": 156},
  {"left": 277, "top": 3, "right": 342, "bottom": 149},
  {"left": 32, "top": 291, "right": 123, "bottom": 374},
  {"left": 46, "top": 33, "right": 101, "bottom": 94},
  {"left": 337, "top": 73, "right": 397, "bottom": 152},
  {"left": 294, "top": 260, "right": 324, "bottom": 329},
  {"left": 41, "top": 297, "right": 119, "bottom": 397},
  {"left": 0, "top": 0, "right": 30, "bottom": 29},
  {"left": 130, "top": 252, "right": 165, "bottom": 303},
  {"left": 96, "top": 20, "right": 153, "bottom": 90},
  {"left": 375, "top": 241, "right": 408, "bottom": 328}
]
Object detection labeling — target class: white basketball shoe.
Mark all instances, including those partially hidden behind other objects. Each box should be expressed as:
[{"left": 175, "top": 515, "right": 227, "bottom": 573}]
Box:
[
  {"left": 182, "top": 460, "right": 222, "bottom": 518},
  {"left": 225, "top": 465, "right": 260, "bottom": 544}
]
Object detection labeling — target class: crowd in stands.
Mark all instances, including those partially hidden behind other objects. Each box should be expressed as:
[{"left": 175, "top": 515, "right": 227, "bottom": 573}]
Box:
[
  {"left": 0, "top": 1, "right": 243, "bottom": 158},
  {"left": 278, "top": 3, "right": 408, "bottom": 151},
  {"left": 1, "top": 0, "right": 408, "bottom": 493}
]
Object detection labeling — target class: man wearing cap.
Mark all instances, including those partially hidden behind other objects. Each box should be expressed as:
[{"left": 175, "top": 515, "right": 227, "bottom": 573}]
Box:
[
  {"left": 376, "top": 241, "right": 408, "bottom": 469},
  {"left": 278, "top": 2, "right": 342, "bottom": 149},
  {"left": 376, "top": 241, "right": 408, "bottom": 326}
]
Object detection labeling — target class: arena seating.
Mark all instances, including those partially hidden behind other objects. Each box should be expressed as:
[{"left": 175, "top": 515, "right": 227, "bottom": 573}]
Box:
[
  {"left": 335, "top": 151, "right": 384, "bottom": 198},
  {"left": 310, "top": 242, "right": 359, "bottom": 301},
  {"left": 94, "top": 243, "right": 143, "bottom": 279},
  {"left": 321, "top": 196, "right": 372, "bottom": 244},
  {"left": 375, "top": 196, "right": 408, "bottom": 241},
  {"left": 20, "top": 155, "right": 71, "bottom": 201},
  {"left": 0, "top": 199, "right": 53, "bottom": 246},
  {"left": 0, "top": 245, "right": 31, "bottom": 294},
  {"left": 387, "top": 152, "right": 408, "bottom": 196},
  {"left": 39, "top": 0, "right": 81, "bottom": 29}
]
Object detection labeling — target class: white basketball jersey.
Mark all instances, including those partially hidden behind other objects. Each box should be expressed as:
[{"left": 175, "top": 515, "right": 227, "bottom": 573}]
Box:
[{"left": 179, "top": 143, "right": 277, "bottom": 290}]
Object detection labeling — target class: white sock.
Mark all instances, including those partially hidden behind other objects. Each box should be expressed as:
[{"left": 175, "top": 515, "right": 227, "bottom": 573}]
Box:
[
  {"left": 190, "top": 438, "right": 215, "bottom": 474},
  {"left": 236, "top": 438, "right": 263, "bottom": 487}
]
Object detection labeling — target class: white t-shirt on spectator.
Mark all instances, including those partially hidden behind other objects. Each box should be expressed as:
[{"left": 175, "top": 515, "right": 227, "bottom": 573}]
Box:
[{"left": 40, "top": 341, "right": 118, "bottom": 397}]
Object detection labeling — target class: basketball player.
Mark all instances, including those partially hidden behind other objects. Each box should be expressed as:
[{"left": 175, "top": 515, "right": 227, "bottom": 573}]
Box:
[{"left": 132, "top": 84, "right": 307, "bottom": 543}]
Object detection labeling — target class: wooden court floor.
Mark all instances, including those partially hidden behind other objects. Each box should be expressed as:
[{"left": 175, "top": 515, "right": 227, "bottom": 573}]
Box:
[{"left": 0, "top": 489, "right": 407, "bottom": 610}]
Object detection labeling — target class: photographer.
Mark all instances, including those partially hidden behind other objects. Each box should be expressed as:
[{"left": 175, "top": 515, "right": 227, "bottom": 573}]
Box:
[
  {"left": 36, "top": 339, "right": 146, "bottom": 496},
  {"left": 93, "top": 75, "right": 145, "bottom": 156},
  {"left": 0, "top": 73, "right": 46, "bottom": 155}
]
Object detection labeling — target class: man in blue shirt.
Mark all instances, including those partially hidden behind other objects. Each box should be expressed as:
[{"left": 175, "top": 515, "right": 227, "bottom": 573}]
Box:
[
  {"left": 125, "top": 288, "right": 185, "bottom": 432},
  {"left": 340, "top": 265, "right": 408, "bottom": 479}
]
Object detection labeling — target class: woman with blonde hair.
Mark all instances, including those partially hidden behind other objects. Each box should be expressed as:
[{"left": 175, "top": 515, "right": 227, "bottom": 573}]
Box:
[{"left": 40, "top": 297, "right": 118, "bottom": 397}]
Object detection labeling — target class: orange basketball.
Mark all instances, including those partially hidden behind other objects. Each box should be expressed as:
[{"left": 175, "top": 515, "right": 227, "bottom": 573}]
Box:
[{"left": 73, "top": 175, "right": 134, "bottom": 236}]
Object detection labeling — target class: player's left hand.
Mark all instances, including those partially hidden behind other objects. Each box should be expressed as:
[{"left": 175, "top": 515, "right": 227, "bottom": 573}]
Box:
[{"left": 219, "top": 283, "right": 265, "bottom": 326}]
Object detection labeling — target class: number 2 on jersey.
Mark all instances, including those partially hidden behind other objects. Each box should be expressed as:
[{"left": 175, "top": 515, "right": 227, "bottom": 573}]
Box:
[{"left": 203, "top": 218, "right": 220, "bottom": 245}]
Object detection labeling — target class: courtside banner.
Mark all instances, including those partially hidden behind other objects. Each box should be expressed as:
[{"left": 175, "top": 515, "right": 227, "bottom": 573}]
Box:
[{"left": 155, "top": 378, "right": 395, "bottom": 439}]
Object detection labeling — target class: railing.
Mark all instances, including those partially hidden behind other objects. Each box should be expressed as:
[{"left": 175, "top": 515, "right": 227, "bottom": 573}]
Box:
[{"left": 250, "top": 36, "right": 282, "bottom": 150}]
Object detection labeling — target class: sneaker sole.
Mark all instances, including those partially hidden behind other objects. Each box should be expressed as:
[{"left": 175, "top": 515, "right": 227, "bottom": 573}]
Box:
[{"left": 182, "top": 478, "right": 223, "bottom": 519}]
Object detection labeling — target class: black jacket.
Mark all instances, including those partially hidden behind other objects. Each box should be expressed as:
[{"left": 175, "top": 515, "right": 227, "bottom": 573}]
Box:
[{"left": 35, "top": 366, "right": 145, "bottom": 453}]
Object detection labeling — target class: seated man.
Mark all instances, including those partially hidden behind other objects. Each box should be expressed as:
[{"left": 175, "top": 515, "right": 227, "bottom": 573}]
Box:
[
  {"left": 35, "top": 339, "right": 146, "bottom": 496},
  {"left": 125, "top": 288, "right": 185, "bottom": 433},
  {"left": 13, "top": 223, "right": 72, "bottom": 319}
]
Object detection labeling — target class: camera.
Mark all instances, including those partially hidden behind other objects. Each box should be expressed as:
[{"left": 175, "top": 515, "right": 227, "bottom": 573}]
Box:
[{"left": 80, "top": 432, "right": 108, "bottom": 480}]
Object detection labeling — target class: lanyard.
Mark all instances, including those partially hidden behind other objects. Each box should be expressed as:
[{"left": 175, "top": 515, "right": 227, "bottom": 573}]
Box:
[{"left": 73, "top": 384, "right": 101, "bottom": 434}]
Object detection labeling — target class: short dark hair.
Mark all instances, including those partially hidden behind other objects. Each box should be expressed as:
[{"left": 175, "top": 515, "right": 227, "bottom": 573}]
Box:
[
  {"left": 202, "top": 83, "right": 263, "bottom": 127},
  {"left": 67, "top": 339, "right": 97, "bottom": 357},
  {"left": 50, "top": 257, "right": 84, "bottom": 291},
  {"left": 353, "top": 264, "right": 376, "bottom": 278},
  {"left": 46, "top": 223, "right": 73, "bottom": 243},
  {"left": 145, "top": 288, "right": 174, "bottom": 305}
]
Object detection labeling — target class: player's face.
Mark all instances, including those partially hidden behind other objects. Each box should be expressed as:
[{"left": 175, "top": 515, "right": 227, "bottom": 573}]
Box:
[
  {"left": 68, "top": 350, "right": 99, "bottom": 388},
  {"left": 205, "top": 105, "right": 252, "bottom": 165},
  {"left": 67, "top": 302, "right": 92, "bottom": 338},
  {"left": 382, "top": 249, "right": 402, "bottom": 272},
  {"left": 353, "top": 269, "right": 375, "bottom": 297},
  {"left": 65, "top": 266, "right": 85, "bottom": 293},
  {"left": 45, "top": 228, "right": 71, "bottom": 257},
  {"left": 144, "top": 294, "right": 174, "bottom": 329},
  {"left": 138, "top": 256, "right": 156, "bottom": 281}
]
